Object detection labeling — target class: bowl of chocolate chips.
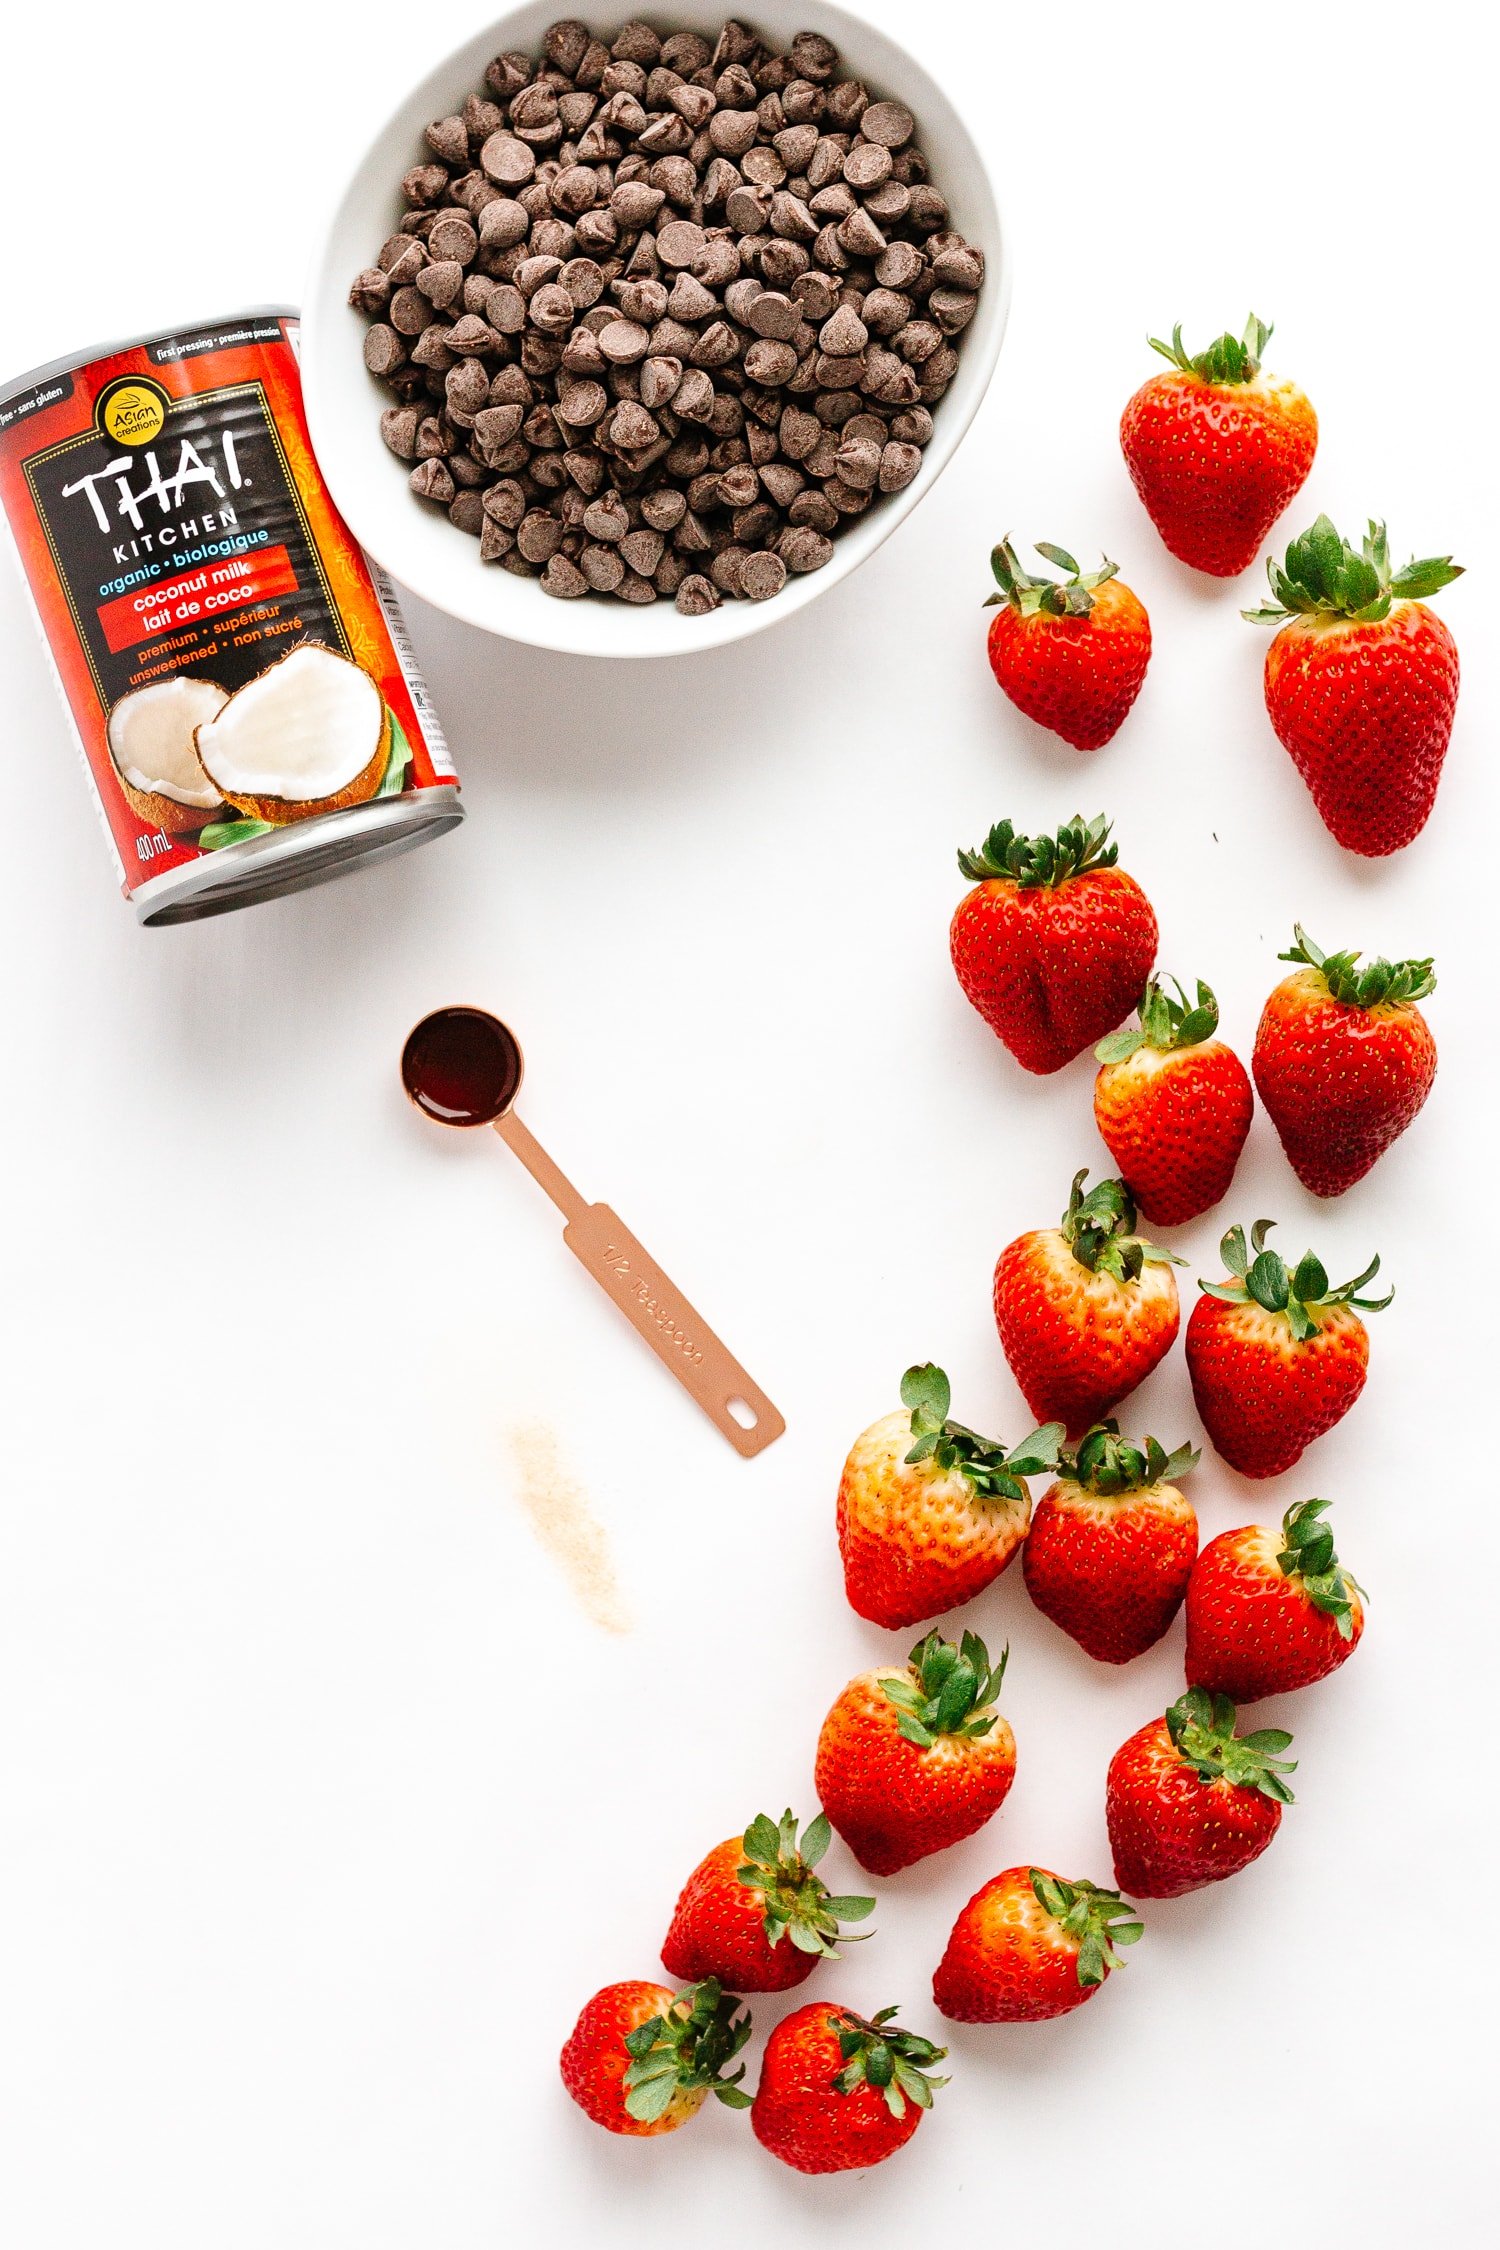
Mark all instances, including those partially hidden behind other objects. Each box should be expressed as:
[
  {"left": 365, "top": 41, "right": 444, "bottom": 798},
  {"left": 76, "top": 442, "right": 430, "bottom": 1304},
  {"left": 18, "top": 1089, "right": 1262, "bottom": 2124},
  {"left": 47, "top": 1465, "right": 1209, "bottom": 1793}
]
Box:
[{"left": 304, "top": 3, "right": 1006, "bottom": 656}]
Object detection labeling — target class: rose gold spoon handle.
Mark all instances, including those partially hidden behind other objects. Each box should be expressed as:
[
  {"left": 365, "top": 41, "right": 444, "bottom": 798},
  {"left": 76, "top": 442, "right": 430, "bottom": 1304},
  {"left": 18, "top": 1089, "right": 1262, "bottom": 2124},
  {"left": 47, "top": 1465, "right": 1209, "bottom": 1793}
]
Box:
[{"left": 494, "top": 1111, "right": 785, "bottom": 1458}]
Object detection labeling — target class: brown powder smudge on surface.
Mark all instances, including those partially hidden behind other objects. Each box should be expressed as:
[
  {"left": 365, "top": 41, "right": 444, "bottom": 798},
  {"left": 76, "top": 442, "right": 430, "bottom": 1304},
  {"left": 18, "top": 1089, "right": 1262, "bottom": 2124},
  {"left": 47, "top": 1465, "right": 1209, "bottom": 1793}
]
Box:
[{"left": 505, "top": 1420, "right": 631, "bottom": 1634}]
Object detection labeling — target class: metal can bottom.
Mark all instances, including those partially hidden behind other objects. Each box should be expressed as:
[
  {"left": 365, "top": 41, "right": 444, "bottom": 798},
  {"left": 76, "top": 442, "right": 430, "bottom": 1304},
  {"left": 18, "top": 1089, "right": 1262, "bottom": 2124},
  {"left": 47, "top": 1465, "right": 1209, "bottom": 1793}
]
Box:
[{"left": 131, "top": 787, "right": 464, "bottom": 926}]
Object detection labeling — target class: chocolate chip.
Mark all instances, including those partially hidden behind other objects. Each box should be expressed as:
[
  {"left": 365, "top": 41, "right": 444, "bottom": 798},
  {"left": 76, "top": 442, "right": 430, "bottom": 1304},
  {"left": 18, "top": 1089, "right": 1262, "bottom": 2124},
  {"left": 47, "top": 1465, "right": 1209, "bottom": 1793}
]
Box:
[
  {"left": 541, "top": 553, "right": 590, "bottom": 597},
  {"left": 744, "top": 339, "right": 798, "bottom": 385},
  {"left": 598, "top": 318, "right": 650, "bottom": 362},
  {"left": 675, "top": 572, "right": 720, "bottom": 614},
  {"left": 657, "top": 218, "right": 706, "bottom": 266},
  {"left": 779, "top": 524, "right": 834, "bottom": 571},
  {"left": 741, "top": 544, "right": 788, "bottom": 597},
  {"left": 860, "top": 100, "right": 914, "bottom": 149}
]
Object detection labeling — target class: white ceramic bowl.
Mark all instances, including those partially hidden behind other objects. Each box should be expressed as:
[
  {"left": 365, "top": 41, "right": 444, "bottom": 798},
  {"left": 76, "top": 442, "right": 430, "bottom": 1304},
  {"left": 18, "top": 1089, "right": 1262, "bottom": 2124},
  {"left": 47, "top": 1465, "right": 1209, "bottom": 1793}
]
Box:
[{"left": 303, "top": 2, "right": 1008, "bottom": 658}]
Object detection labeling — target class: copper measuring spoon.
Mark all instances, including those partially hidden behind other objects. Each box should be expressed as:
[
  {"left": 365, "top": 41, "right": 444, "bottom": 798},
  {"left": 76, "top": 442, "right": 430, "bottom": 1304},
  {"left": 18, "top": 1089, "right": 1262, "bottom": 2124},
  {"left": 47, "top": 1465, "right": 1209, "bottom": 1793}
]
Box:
[{"left": 401, "top": 1006, "right": 784, "bottom": 1459}]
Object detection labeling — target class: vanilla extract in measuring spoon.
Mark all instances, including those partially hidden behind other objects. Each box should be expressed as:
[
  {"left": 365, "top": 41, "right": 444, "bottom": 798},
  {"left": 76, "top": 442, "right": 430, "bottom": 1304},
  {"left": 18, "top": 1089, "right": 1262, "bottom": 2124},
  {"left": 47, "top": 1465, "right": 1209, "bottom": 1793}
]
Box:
[{"left": 401, "top": 1007, "right": 784, "bottom": 1458}]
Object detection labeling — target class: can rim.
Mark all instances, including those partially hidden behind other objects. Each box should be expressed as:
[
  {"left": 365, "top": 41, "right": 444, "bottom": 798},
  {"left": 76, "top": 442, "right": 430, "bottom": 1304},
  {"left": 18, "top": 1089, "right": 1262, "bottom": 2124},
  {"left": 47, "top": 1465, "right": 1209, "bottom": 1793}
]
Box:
[
  {"left": 132, "top": 784, "right": 463, "bottom": 926},
  {"left": 0, "top": 306, "right": 301, "bottom": 411}
]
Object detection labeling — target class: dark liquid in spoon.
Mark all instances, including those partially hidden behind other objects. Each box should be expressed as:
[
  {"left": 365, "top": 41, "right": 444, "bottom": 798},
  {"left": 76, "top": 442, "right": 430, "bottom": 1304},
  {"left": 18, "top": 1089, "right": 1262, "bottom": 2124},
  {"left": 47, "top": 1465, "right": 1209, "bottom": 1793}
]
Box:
[{"left": 402, "top": 1007, "right": 523, "bottom": 1126}]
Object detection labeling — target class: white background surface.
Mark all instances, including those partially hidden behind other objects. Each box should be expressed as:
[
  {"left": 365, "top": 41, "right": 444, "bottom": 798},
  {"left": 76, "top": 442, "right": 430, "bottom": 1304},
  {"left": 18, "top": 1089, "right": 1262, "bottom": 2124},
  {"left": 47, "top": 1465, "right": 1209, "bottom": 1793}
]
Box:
[{"left": 0, "top": 6, "right": 1494, "bottom": 2244}]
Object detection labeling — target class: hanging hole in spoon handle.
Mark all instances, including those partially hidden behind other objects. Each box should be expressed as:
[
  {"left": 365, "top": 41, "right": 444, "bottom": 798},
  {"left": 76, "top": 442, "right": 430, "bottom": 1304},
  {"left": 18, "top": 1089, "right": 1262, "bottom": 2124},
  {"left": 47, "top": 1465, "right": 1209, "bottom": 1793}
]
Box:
[{"left": 562, "top": 1202, "right": 785, "bottom": 1458}]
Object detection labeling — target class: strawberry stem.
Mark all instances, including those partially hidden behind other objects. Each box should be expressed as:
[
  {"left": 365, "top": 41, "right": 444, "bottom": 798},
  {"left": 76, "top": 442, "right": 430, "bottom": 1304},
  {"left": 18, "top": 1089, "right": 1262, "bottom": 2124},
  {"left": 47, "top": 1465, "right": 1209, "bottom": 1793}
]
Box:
[
  {"left": 1059, "top": 1170, "right": 1182, "bottom": 1283},
  {"left": 879, "top": 1628, "right": 1009, "bottom": 1747},
  {"left": 1281, "top": 925, "right": 1435, "bottom": 1009},
  {"left": 1276, "top": 1499, "right": 1365, "bottom": 1640},
  {"left": 1245, "top": 515, "right": 1462, "bottom": 627},
  {"left": 1096, "top": 974, "right": 1220, "bottom": 1063},
  {"left": 1028, "top": 1870, "right": 1144, "bottom": 1988},
  {"left": 985, "top": 535, "right": 1119, "bottom": 618},
  {"left": 900, "top": 1363, "right": 1062, "bottom": 1499},
  {"left": 1165, "top": 1688, "right": 1297, "bottom": 1803},
  {"left": 1147, "top": 312, "right": 1270, "bottom": 385},
  {"left": 1057, "top": 1420, "right": 1199, "bottom": 1495},
  {"left": 622, "top": 1980, "right": 754, "bottom": 2120},
  {"left": 1199, "top": 1220, "right": 1391, "bottom": 1340},
  {"left": 830, "top": 2006, "right": 948, "bottom": 2119},
  {"left": 736, "top": 1810, "right": 875, "bottom": 1958},
  {"left": 957, "top": 813, "right": 1119, "bottom": 889}
]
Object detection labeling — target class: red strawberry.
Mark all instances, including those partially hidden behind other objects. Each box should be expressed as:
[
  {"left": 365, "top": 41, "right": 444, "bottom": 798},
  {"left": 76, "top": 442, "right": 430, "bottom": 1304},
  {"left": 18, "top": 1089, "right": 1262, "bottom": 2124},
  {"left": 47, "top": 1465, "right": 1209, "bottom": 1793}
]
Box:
[
  {"left": 1105, "top": 1689, "right": 1295, "bottom": 1899},
  {"left": 951, "top": 814, "right": 1159, "bottom": 1074},
  {"left": 933, "top": 1866, "right": 1143, "bottom": 2023},
  {"left": 1186, "top": 1221, "right": 1390, "bottom": 1478},
  {"left": 661, "top": 1809, "right": 874, "bottom": 1993},
  {"left": 983, "top": 538, "right": 1152, "bottom": 750},
  {"left": 815, "top": 1629, "right": 1017, "bottom": 1876},
  {"left": 1024, "top": 1422, "right": 1199, "bottom": 1664},
  {"left": 1120, "top": 314, "right": 1316, "bottom": 576},
  {"left": 1247, "top": 517, "right": 1462, "bottom": 855},
  {"left": 750, "top": 2003, "right": 947, "bottom": 2173},
  {"left": 559, "top": 1977, "right": 752, "bottom": 2136},
  {"left": 837, "top": 1363, "right": 1061, "bottom": 1629},
  {"left": 1094, "top": 975, "right": 1254, "bottom": 1225},
  {"left": 994, "top": 1171, "right": 1181, "bottom": 1432},
  {"left": 1184, "top": 1498, "right": 1366, "bottom": 1703},
  {"left": 1253, "top": 926, "right": 1438, "bottom": 1196}
]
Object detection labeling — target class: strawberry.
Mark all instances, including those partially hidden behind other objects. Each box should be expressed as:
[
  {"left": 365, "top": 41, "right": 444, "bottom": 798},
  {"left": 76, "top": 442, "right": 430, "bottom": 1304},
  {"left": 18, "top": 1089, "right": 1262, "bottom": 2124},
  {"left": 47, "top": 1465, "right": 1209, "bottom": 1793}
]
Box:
[
  {"left": 1186, "top": 1221, "right": 1390, "bottom": 1478},
  {"left": 1253, "top": 926, "right": 1438, "bottom": 1196},
  {"left": 1094, "top": 975, "right": 1254, "bottom": 1225},
  {"left": 951, "top": 814, "right": 1159, "bottom": 1074},
  {"left": 1184, "top": 1497, "right": 1365, "bottom": 1703},
  {"left": 1105, "top": 1689, "right": 1296, "bottom": 1899},
  {"left": 993, "top": 1171, "right": 1182, "bottom": 1432},
  {"left": 1120, "top": 313, "right": 1316, "bottom": 576},
  {"left": 1024, "top": 1422, "right": 1199, "bottom": 1664},
  {"left": 837, "top": 1363, "right": 1061, "bottom": 1629},
  {"left": 983, "top": 538, "right": 1152, "bottom": 750},
  {"left": 660, "top": 1809, "right": 875, "bottom": 1993},
  {"left": 1246, "top": 517, "right": 1462, "bottom": 855},
  {"left": 559, "top": 1977, "right": 752, "bottom": 2136},
  {"left": 750, "top": 2003, "right": 947, "bottom": 2173},
  {"left": 932, "top": 1866, "right": 1143, "bottom": 2023},
  {"left": 815, "top": 1629, "right": 1017, "bottom": 1876}
]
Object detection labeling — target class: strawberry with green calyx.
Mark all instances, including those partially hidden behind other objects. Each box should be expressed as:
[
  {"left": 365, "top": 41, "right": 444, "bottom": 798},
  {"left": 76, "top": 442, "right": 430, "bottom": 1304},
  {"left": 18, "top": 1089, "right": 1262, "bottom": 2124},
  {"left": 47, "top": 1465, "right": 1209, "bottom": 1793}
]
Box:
[
  {"left": 1253, "top": 926, "right": 1437, "bottom": 1197},
  {"left": 1024, "top": 1422, "right": 1200, "bottom": 1664},
  {"left": 951, "top": 814, "right": 1159, "bottom": 1074},
  {"left": 815, "top": 1629, "right": 1018, "bottom": 1876},
  {"left": 933, "top": 1867, "right": 1144, "bottom": 2023},
  {"left": 983, "top": 538, "right": 1152, "bottom": 751},
  {"left": 1186, "top": 1220, "right": 1390, "bottom": 1478},
  {"left": 1120, "top": 313, "right": 1317, "bottom": 576},
  {"left": 750, "top": 2002, "right": 948, "bottom": 2173},
  {"left": 560, "top": 1977, "right": 753, "bottom": 2136},
  {"left": 1106, "top": 1689, "right": 1296, "bottom": 1899},
  {"left": 1247, "top": 518, "right": 1462, "bottom": 855},
  {"left": 837, "top": 1363, "right": 1063, "bottom": 1628},
  {"left": 661, "top": 1809, "right": 875, "bottom": 1994},
  {"left": 1185, "top": 1498, "right": 1366, "bottom": 1703},
  {"left": 1095, "top": 975, "right": 1254, "bottom": 1225},
  {"left": 994, "top": 1171, "right": 1182, "bottom": 1432}
]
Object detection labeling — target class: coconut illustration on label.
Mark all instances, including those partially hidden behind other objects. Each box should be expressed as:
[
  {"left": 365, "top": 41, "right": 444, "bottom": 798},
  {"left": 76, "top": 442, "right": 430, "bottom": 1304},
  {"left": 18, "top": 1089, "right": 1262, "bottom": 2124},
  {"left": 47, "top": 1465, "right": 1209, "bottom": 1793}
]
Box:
[
  {"left": 0, "top": 310, "right": 461, "bottom": 924},
  {"left": 106, "top": 676, "right": 227, "bottom": 832},
  {"left": 192, "top": 642, "right": 395, "bottom": 828}
]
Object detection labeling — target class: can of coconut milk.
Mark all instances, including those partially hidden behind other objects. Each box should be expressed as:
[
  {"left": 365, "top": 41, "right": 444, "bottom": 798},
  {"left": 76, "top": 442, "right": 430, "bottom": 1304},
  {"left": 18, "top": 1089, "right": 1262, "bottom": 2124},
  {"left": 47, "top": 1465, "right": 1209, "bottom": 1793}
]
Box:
[{"left": 0, "top": 308, "right": 461, "bottom": 924}]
